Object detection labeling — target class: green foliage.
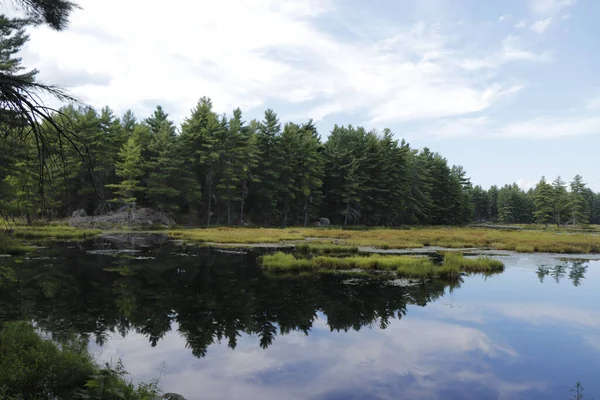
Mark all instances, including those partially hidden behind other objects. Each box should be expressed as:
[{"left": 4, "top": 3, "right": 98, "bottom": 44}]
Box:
[
  {"left": 74, "top": 360, "right": 162, "bottom": 400},
  {"left": 442, "top": 253, "right": 504, "bottom": 274},
  {"left": 553, "top": 176, "right": 570, "bottom": 227},
  {"left": 0, "top": 234, "right": 31, "bottom": 254},
  {"left": 2, "top": 86, "right": 599, "bottom": 229},
  {"left": 570, "top": 175, "right": 589, "bottom": 226},
  {"left": 107, "top": 136, "right": 145, "bottom": 205},
  {"left": 0, "top": 321, "right": 95, "bottom": 399},
  {"left": 534, "top": 177, "right": 554, "bottom": 226},
  {"left": 295, "top": 242, "right": 358, "bottom": 255},
  {"left": 0, "top": 322, "right": 162, "bottom": 400},
  {"left": 260, "top": 251, "right": 503, "bottom": 279}
]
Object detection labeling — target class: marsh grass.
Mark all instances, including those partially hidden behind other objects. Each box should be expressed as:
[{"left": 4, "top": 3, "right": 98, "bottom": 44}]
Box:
[
  {"left": 13, "top": 226, "right": 101, "bottom": 240},
  {"left": 0, "top": 235, "right": 31, "bottom": 255},
  {"left": 169, "top": 227, "right": 305, "bottom": 244},
  {"left": 171, "top": 227, "right": 600, "bottom": 254},
  {"left": 443, "top": 252, "right": 505, "bottom": 274},
  {"left": 296, "top": 243, "right": 358, "bottom": 255},
  {"left": 260, "top": 251, "right": 504, "bottom": 280}
]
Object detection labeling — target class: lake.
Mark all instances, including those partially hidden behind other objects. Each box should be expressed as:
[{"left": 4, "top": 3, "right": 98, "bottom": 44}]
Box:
[{"left": 1, "top": 235, "right": 599, "bottom": 400}]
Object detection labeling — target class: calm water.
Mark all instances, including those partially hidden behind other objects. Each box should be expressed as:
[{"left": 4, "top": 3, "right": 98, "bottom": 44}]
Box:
[{"left": 1, "top": 235, "right": 600, "bottom": 400}]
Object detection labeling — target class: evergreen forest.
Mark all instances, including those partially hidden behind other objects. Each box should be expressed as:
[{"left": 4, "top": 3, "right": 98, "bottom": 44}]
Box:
[{"left": 1, "top": 9, "right": 599, "bottom": 228}]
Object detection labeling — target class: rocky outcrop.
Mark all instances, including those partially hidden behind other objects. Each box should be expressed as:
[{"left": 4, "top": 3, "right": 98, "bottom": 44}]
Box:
[
  {"left": 72, "top": 209, "right": 87, "bottom": 218},
  {"left": 69, "top": 208, "right": 176, "bottom": 230},
  {"left": 318, "top": 217, "right": 331, "bottom": 226},
  {"left": 163, "top": 394, "right": 187, "bottom": 400}
]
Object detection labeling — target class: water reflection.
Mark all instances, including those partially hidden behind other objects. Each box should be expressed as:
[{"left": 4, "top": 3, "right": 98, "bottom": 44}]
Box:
[
  {"left": 0, "top": 241, "right": 463, "bottom": 358},
  {"left": 536, "top": 260, "right": 588, "bottom": 286},
  {"left": 2, "top": 240, "right": 600, "bottom": 399}
]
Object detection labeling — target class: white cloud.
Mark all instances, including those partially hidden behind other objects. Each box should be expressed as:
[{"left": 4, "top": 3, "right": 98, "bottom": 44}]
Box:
[
  {"left": 530, "top": 0, "right": 577, "bottom": 16},
  {"left": 460, "top": 35, "right": 550, "bottom": 70},
  {"left": 14, "top": 0, "right": 547, "bottom": 126},
  {"left": 531, "top": 18, "right": 553, "bottom": 34},
  {"left": 585, "top": 95, "right": 600, "bottom": 110},
  {"left": 420, "top": 113, "right": 600, "bottom": 139},
  {"left": 499, "top": 14, "right": 512, "bottom": 22},
  {"left": 95, "top": 318, "right": 532, "bottom": 400},
  {"left": 515, "top": 20, "right": 528, "bottom": 28},
  {"left": 517, "top": 179, "right": 537, "bottom": 190}
]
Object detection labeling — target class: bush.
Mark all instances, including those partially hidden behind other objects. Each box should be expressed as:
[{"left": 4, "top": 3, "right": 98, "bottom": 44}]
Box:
[
  {"left": 0, "top": 321, "right": 95, "bottom": 399},
  {"left": 0, "top": 321, "right": 162, "bottom": 400}
]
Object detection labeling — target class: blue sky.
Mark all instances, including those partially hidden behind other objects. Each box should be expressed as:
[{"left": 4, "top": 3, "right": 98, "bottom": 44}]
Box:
[{"left": 7, "top": 0, "right": 600, "bottom": 190}]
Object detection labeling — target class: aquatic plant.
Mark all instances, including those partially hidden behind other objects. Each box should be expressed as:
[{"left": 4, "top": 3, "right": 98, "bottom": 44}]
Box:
[{"left": 260, "top": 251, "right": 504, "bottom": 280}]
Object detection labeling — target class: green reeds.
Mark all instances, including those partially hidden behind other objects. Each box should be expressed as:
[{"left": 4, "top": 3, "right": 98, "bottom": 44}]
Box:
[
  {"left": 295, "top": 243, "right": 358, "bottom": 255},
  {"left": 443, "top": 252, "right": 504, "bottom": 273},
  {"left": 260, "top": 251, "right": 504, "bottom": 280},
  {"left": 13, "top": 226, "right": 101, "bottom": 240}
]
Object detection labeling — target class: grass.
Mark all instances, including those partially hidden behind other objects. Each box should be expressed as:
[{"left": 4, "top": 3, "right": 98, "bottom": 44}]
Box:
[
  {"left": 169, "top": 227, "right": 305, "bottom": 244},
  {"left": 170, "top": 226, "right": 600, "bottom": 254},
  {"left": 0, "top": 235, "right": 32, "bottom": 255},
  {"left": 260, "top": 252, "right": 504, "bottom": 279},
  {"left": 12, "top": 225, "right": 101, "bottom": 240},
  {"left": 442, "top": 252, "right": 505, "bottom": 274},
  {"left": 295, "top": 242, "right": 358, "bottom": 255}
]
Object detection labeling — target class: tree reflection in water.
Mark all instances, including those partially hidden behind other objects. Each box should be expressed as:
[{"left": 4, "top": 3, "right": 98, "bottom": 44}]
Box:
[{"left": 0, "top": 240, "right": 492, "bottom": 359}]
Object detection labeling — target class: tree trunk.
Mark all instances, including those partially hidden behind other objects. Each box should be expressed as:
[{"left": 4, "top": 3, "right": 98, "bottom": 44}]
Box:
[
  {"left": 281, "top": 195, "right": 288, "bottom": 228},
  {"left": 206, "top": 171, "right": 212, "bottom": 228},
  {"left": 304, "top": 195, "right": 309, "bottom": 227},
  {"left": 227, "top": 178, "right": 231, "bottom": 227},
  {"left": 240, "top": 180, "right": 246, "bottom": 225},
  {"left": 344, "top": 203, "right": 349, "bottom": 226}
]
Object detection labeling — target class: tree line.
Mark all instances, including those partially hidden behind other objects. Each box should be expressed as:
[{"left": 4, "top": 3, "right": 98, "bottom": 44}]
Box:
[
  {"left": 2, "top": 99, "right": 598, "bottom": 227},
  {"left": 471, "top": 176, "right": 600, "bottom": 227},
  {"left": 0, "top": 100, "right": 475, "bottom": 226},
  {"left": 1, "top": 6, "right": 599, "bottom": 228}
]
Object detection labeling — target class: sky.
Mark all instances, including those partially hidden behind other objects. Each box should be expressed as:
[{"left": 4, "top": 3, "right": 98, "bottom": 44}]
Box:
[{"left": 3, "top": 0, "right": 600, "bottom": 190}]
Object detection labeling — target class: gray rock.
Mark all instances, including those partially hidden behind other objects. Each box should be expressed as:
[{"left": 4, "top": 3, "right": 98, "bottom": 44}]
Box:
[
  {"left": 72, "top": 209, "right": 87, "bottom": 218},
  {"left": 69, "top": 208, "right": 176, "bottom": 230},
  {"left": 163, "top": 394, "right": 187, "bottom": 400},
  {"left": 319, "top": 217, "right": 331, "bottom": 226}
]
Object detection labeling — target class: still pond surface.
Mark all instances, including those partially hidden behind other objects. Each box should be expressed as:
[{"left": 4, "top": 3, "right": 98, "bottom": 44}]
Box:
[{"left": 1, "top": 235, "right": 600, "bottom": 400}]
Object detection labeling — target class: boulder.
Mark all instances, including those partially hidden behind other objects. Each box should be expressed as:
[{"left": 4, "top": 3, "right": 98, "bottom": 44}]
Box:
[
  {"left": 163, "top": 394, "right": 187, "bottom": 400},
  {"left": 71, "top": 209, "right": 87, "bottom": 218},
  {"left": 69, "top": 208, "right": 176, "bottom": 230},
  {"left": 319, "top": 217, "right": 330, "bottom": 226}
]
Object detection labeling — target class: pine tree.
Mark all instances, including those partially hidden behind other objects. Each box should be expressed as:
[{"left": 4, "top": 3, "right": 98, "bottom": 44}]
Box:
[
  {"left": 253, "top": 109, "right": 283, "bottom": 224},
  {"left": 297, "top": 120, "right": 324, "bottom": 226},
  {"left": 471, "top": 185, "right": 489, "bottom": 222},
  {"left": 552, "top": 176, "right": 570, "bottom": 227},
  {"left": 146, "top": 126, "right": 181, "bottom": 212},
  {"left": 238, "top": 120, "right": 259, "bottom": 225},
  {"left": 216, "top": 108, "right": 243, "bottom": 226},
  {"left": 569, "top": 175, "right": 589, "bottom": 226},
  {"left": 180, "top": 97, "right": 219, "bottom": 223},
  {"left": 533, "top": 177, "right": 553, "bottom": 227},
  {"left": 107, "top": 137, "right": 144, "bottom": 205},
  {"left": 403, "top": 146, "right": 433, "bottom": 224}
]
